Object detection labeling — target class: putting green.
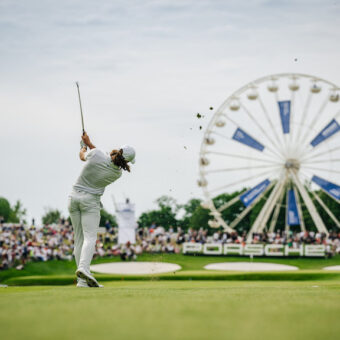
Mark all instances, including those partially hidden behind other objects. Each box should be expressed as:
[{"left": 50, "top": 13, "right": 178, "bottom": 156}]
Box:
[
  {"left": 2, "top": 254, "right": 340, "bottom": 285},
  {"left": 1, "top": 281, "right": 340, "bottom": 340}
]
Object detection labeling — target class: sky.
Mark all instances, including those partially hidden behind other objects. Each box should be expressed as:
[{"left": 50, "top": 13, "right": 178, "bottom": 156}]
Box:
[{"left": 0, "top": 0, "right": 340, "bottom": 224}]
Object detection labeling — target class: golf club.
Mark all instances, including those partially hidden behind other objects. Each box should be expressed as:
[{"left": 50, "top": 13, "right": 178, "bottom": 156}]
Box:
[{"left": 75, "top": 82, "right": 85, "bottom": 135}]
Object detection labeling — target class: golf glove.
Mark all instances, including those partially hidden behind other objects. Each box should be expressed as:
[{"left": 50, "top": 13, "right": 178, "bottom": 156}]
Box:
[{"left": 80, "top": 140, "right": 87, "bottom": 149}]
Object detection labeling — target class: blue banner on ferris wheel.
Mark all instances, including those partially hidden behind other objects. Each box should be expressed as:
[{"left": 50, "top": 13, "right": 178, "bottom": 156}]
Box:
[
  {"left": 287, "top": 189, "right": 300, "bottom": 226},
  {"left": 278, "top": 101, "right": 291, "bottom": 134},
  {"left": 310, "top": 119, "right": 340, "bottom": 147},
  {"left": 240, "top": 179, "right": 271, "bottom": 207},
  {"left": 232, "top": 128, "right": 265, "bottom": 151},
  {"left": 312, "top": 175, "right": 340, "bottom": 201}
]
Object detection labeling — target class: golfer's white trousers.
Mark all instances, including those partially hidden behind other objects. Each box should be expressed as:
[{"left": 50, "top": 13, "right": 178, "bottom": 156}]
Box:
[{"left": 68, "top": 190, "right": 101, "bottom": 274}]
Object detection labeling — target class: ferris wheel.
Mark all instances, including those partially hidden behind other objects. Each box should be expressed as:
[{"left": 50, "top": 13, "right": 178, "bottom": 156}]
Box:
[{"left": 198, "top": 73, "right": 340, "bottom": 242}]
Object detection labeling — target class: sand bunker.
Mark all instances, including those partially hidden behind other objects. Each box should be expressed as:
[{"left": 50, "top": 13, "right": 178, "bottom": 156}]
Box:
[
  {"left": 204, "top": 262, "right": 299, "bottom": 272},
  {"left": 323, "top": 265, "right": 340, "bottom": 271},
  {"left": 90, "top": 262, "right": 181, "bottom": 275}
]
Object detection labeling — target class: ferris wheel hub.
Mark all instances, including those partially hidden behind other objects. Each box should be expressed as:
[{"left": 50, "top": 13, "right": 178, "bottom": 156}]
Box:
[{"left": 284, "top": 158, "right": 300, "bottom": 170}]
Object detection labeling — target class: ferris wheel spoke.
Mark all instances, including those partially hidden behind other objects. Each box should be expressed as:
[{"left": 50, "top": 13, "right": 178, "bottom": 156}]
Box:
[
  {"left": 296, "top": 96, "right": 330, "bottom": 153},
  {"left": 297, "top": 114, "right": 340, "bottom": 158},
  {"left": 301, "top": 165, "right": 340, "bottom": 175},
  {"left": 204, "top": 151, "right": 282, "bottom": 164},
  {"left": 300, "top": 145, "right": 340, "bottom": 162},
  {"left": 203, "top": 164, "right": 281, "bottom": 175},
  {"left": 240, "top": 103, "right": 286, "bottom": 157},
  {"left": 308, "top": 189, "right": 340, "bottom": 229},
  {"left": 294, "top": 91, "right": 313, "bottom": 146},
  {"left": 210, "top": 130, "right": 283, "bottom": 162},
  {"left": 258, "top": 95, "right": 287, "bottom": 157},
  {"left": 208, "top": 168, "right": 278, "bottom": 194},
  {"left": 222, "top": 115, "right": 283, "bottom": 159},
  {"left": 301, "top": 158, "right": 340, "bottom": 165},
  {"left": 290, "top": 170, "right": 328, "bottom": 235},
  {"left": 286, "top": 91, "right": 296, "bottom": 155}
]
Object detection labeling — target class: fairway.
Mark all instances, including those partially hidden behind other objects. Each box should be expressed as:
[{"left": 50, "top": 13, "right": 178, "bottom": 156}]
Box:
[{"left": 1, "top": 281, "right": 340, "bottom": 340}]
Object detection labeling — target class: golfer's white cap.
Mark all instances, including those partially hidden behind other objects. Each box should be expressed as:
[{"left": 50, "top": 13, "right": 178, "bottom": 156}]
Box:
[{"left": 121, "top": 145, "right": 136, "bottom": 164}]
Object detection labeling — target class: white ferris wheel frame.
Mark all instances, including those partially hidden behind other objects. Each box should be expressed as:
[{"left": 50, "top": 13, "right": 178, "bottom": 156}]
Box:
[{"left": 198, "top": 73, "right": 340, "bottom": 241}]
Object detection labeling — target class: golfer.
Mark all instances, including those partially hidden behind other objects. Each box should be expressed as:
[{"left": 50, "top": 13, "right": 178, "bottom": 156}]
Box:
[{"left": 68, "top": 132, "right": 135, "bottom": 288}]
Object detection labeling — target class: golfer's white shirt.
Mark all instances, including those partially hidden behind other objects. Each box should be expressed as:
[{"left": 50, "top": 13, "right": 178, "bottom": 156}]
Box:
[{"left": 73, "top": 148, "right": 122, "bottom": 195}]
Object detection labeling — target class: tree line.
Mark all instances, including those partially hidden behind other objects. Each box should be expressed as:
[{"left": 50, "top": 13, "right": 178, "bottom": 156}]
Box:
[{"left": 0, "top": 188, "right": 339, "bottom": 232}]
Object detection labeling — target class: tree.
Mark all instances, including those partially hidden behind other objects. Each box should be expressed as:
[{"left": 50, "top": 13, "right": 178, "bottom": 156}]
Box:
[
  {"left": 8, "top": 200, "right": 27, "bottom": 223},
  {"left": 156, "top": 196, "right": 179, "bottom": 212},
  {"left": 188, "top": 205, "right": 210, "bottom": 230},
  {"left": 42, "top": 208, "right": 61, "bottom": 225},
  {"left": 179, "top": 198, "right": 202, "bottom": 229},
  {"left": 138, "top": 206, "right": 178, "bottom": 229},
  {"left": 0, "top": 197, "right": 11, "bottom": 222},
  {"left": 138, "top": 196, "right": 178, "bottom": 229},
  {"left": 100, "top": 208, "right": 117, "bottom": 227},
  {"left": 214, "top": 190, "right": 247, "bottom": 228}
]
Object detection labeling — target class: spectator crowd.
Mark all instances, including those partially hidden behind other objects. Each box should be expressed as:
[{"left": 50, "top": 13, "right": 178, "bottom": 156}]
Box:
[{"left": 1, "top": 221, "right": 340, "bottom": 270}]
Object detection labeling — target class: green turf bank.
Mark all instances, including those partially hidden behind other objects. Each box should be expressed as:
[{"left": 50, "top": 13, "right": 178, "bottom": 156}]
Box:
[{"left": 183, "top": 243, "right": 326, "bottom": 257}]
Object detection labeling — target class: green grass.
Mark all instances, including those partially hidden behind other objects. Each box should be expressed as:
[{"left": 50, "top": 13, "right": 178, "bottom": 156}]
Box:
[
  {"left": 5, "top": 271, "right": 340, "bottom": 286},
  {"left": 1, "top": 254, "right": 340, "bottom": 285},
  {"left": 1, "top": 281, "right": 340, "bottom": 340}
]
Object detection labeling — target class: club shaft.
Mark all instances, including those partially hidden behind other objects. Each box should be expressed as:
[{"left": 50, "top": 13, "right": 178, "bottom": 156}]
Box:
[{"left": 76, "top": 82, "right": 85, "bottom": 133}]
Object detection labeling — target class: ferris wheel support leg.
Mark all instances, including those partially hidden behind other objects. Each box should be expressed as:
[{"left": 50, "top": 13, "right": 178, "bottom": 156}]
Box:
[
  {"left": 268, "top": 185, "right": 286, "bottom": 233},
  {"left": 285, "top": 190, "right": 290, "bottom": 234},
  {"left": 310, "top": 190, "right": 340, "bottom": 230},
  {"left": 246, "top": 177, "right": 286, "bottom": 243},
  {"left": 218, "top": 195, "right": 243, "bottom": 212},
  {"left": 257, "top": 179, "right": 286, "bottom": 234},
  {"left": 294, "top": 186, "right": 306, "bottom": 232},
  {"left": 229, "top": 182, "right": 275, "bottom": 230},
  {"left": 290, "top": 171, "right": 329, "bottom": 236},
  {"left": 299, "top": 169, "right": 340, "bottom": 205}
]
